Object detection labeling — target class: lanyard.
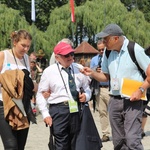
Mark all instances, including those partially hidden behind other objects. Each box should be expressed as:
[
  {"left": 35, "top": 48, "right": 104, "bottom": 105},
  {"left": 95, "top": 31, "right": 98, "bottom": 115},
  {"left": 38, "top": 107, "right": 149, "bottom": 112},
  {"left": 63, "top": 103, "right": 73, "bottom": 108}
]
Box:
[
  {"left": 57, "top": 63, "right": 75, "bottom": 95},
  {"left": 114, "top": 51, "right": 122, "bottom": 78},
  {"left": 11, "top": 49, "right": 27, "bottom": 69}
]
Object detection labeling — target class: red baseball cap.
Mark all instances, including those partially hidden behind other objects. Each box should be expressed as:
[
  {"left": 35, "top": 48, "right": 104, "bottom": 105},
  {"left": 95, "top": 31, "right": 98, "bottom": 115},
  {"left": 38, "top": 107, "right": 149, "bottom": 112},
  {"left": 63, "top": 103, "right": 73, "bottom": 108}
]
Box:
[{"left": 54, "top": 42, "right": 75, "bottom": 55}]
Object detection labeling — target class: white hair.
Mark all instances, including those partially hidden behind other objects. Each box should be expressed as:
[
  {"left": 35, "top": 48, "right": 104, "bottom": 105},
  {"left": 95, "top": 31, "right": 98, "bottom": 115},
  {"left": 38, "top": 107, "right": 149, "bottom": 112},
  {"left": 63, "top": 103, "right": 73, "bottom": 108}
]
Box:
[{"left": 58, "top": 38, "right": 73, "bottom": 47}]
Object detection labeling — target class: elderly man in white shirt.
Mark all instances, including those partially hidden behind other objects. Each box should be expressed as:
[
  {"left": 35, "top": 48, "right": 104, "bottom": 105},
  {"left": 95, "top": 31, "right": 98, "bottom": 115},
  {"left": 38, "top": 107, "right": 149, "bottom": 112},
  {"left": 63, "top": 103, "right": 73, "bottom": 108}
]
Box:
[{"left": 36, "top": 41, "right": 91, "bottom": 150}]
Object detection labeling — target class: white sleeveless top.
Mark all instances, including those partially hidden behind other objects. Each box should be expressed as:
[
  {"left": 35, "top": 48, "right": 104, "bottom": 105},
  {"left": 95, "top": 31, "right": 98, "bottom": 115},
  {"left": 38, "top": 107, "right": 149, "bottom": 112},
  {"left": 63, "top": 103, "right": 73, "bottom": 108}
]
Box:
[{"left": 0, "top": 50, "right": 30, "bottom": 115}]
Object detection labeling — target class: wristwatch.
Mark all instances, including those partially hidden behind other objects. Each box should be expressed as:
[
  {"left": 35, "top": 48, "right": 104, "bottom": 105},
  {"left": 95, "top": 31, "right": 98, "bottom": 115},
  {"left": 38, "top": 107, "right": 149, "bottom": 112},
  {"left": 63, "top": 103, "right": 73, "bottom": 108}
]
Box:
[{"left": 139, "top": 87, "right": 145, "bottom": 93}]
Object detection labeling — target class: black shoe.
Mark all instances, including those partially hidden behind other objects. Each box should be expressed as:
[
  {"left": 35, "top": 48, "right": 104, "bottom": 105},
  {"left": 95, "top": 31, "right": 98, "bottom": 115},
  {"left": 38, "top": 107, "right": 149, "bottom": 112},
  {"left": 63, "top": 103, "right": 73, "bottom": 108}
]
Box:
[
  {"left": 101, "top": 135, "right": 109, "bottom": 142},
  {"left": 141, "top": 132, "right": 146, "bottom": 139}
]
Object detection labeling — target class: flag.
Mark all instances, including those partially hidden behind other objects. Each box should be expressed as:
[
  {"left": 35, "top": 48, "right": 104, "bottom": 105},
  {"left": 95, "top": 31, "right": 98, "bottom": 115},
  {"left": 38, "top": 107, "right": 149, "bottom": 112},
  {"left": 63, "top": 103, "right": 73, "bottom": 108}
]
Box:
[
  {"left": 70, "top": 0, "right": 75, "bottom": 23},
  {"left": 31, "top": 0, "right": 36, "bottom": 22}
]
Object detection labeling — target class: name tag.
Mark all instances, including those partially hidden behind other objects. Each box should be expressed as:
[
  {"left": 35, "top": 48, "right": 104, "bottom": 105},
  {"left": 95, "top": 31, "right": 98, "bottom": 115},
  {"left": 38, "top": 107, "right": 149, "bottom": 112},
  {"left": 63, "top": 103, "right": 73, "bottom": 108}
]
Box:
[
  {"left": 68, "top": 100, "right": 78, "bottom": 113},
  {"left": 112, "top": 78, "right": 120, "bottom": 90}
]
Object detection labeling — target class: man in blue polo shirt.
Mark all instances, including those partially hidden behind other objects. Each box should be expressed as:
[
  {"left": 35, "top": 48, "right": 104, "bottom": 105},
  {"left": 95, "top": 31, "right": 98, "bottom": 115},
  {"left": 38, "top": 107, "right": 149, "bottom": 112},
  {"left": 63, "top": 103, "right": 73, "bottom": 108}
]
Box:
[
  {"left": 81, "top": 23, "right": 150, "bottom": 150},
  {"left": 90, "top": 40, "right": 110, "bottom": 142}
]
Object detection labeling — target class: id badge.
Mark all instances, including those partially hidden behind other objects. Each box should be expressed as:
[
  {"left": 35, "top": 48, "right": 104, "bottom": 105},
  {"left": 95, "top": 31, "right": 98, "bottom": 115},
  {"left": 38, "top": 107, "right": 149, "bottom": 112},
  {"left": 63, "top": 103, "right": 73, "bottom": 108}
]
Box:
[
  {"left": 112, "top": 78, "right": 120, "bottom": 90},
  {"left": 68, "top": 100, "right": 78, "bottom": 113}
]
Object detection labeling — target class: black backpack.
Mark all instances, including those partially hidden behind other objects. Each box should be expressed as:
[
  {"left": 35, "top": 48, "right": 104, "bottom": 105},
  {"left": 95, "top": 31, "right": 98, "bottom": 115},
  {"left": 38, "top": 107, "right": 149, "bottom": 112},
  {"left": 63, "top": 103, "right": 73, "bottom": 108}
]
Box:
[{"left": 105, "top": 41, "right": 150, "bottom": 100}]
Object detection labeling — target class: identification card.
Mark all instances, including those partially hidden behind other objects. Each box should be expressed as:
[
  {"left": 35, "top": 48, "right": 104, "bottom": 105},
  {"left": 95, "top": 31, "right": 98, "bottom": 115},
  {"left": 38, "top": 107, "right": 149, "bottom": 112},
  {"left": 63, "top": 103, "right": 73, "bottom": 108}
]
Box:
[
  {"left": 112, "top": 78, "right": 120, "bottom": 90},
  {"left": 68, "top": 100, "right": 78, "bottom": 113}
]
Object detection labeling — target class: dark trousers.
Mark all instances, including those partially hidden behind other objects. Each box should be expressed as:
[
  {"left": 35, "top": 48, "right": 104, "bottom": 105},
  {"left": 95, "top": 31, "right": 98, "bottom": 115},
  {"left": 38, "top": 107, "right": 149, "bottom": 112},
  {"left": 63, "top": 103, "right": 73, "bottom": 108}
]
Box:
[
  {"left": 109, "top": 97, "right": 144, "bottom": 150},
  {"left": 49, "top": 104, "right": 80, "bottom": 150},
  {"left": 0, "top": 105, "right": 29, "bottom": 150}
]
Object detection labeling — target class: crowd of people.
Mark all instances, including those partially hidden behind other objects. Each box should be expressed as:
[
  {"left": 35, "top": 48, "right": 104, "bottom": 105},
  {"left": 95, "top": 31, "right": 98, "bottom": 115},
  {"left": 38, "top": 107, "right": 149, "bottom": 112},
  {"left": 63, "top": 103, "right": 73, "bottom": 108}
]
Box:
[
  {"left": 0, "top": 23, "right": 150, "bottom": 150},
  {"left": 29, "top": 50, "right": 47, "bottom": 115}
]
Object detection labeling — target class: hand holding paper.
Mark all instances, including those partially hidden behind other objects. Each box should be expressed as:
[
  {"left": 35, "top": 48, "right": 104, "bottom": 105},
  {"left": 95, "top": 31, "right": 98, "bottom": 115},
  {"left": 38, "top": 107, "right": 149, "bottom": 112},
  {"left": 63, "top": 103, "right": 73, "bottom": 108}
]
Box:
[{"left": 121, "top": 78, "right": 147, "bottom": 101}]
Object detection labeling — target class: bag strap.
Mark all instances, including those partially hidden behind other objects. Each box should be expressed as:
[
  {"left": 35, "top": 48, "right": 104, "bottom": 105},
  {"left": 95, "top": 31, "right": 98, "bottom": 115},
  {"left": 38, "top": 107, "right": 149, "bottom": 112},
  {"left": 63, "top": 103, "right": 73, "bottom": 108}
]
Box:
[
  {"left": 104, "top": 49, "right": 111, "bottom": 91},
  {"left": 105, "top": 49, "right": 111, "bottom": 59},
  {"left": 127, "top": 41, "right": 146, "bottom": 79}
]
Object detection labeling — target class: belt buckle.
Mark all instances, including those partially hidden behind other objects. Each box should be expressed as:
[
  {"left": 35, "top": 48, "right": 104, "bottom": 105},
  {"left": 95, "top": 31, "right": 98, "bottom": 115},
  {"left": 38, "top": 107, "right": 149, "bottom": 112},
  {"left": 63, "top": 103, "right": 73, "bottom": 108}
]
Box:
[{"left": 63, "top": 101, "right": 68, "bottom": 105}]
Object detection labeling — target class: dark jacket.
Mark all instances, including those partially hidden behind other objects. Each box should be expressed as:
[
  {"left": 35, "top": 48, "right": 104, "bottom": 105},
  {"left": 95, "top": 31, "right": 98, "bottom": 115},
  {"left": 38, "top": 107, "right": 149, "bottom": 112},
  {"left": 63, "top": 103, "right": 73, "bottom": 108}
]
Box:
[
  {"left": 22, "top": 69, "right": 36, "bottom": 124},
  {"left": 75, "top": 103, "right": 103, "bottom": 150}
]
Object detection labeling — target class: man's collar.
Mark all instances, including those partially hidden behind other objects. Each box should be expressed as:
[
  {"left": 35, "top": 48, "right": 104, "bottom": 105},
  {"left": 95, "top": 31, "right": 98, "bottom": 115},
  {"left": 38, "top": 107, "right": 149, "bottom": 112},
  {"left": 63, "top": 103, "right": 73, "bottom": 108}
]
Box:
[{"left": 120, "top": 36, "right": 128, "bottom": 52}]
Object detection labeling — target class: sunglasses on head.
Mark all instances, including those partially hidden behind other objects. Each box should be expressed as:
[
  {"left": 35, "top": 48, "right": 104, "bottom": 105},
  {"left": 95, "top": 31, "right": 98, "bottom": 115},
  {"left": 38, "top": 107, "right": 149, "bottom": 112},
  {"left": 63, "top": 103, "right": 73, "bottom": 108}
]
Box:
[{"left": 60, "top": 52, "right": 74, "bottom": 58}]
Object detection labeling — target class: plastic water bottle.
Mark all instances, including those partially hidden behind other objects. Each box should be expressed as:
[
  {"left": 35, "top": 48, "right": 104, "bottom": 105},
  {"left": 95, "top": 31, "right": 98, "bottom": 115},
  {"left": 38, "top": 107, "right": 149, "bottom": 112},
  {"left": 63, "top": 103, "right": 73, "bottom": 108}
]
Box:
[{"left": 7, "top": 63, "right": 11, "bottom": 70}]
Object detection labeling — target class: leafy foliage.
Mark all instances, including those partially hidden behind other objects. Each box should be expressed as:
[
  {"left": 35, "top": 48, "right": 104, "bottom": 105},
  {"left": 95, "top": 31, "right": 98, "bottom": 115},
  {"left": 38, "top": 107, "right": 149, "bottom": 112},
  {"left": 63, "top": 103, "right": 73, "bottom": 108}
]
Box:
[
  {"left": 0, "top": 4, "right": 30, "bottom": 50},
  {"left": 1, "top": 0, "right": 68, "bottom": 31},
  {"left": 1, "top": 0, "right": 150, "bottom": 59},
  {"left": 121, "top": 0, "right": 150, "bottom": 22}
]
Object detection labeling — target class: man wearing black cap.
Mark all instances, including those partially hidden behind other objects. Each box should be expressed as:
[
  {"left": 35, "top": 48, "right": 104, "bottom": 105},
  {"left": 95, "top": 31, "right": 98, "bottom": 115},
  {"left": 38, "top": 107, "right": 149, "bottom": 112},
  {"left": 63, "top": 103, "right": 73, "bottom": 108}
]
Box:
[
  {"left": 36, "top": 41, "right": 91, "bottom": 150},
  {"left": 81, "top": 23, "right": 150, "bottom": 150}
]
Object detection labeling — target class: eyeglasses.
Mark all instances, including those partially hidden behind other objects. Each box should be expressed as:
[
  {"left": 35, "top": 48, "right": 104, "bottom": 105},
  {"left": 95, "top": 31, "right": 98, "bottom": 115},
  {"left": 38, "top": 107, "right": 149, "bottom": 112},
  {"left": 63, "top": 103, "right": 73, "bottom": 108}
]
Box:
[
  {"left": 103, "top": 37, "right": 111, "bottom": 43},
  {"left": 60, "top": 52, "right": 74, "bottom": 58},
  {"left": 103, "top": 36, "right": 113, "bottom": 44},
  {"left": 98, "top": 48, "right": 104, "bottom": 52},
  {"left": 103, "top": 36, "right": 120, "bottom": 44}
]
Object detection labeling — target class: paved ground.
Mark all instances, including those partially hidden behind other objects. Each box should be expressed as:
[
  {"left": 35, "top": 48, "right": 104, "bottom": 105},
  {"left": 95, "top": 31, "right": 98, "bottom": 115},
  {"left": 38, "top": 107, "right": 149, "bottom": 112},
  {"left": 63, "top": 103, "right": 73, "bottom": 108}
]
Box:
[
  {"left": 0, "top": 108, "right": 150, "bottom": 150},
  {"left": 93, "top": 111, "right": 150, "bottom": 150}
]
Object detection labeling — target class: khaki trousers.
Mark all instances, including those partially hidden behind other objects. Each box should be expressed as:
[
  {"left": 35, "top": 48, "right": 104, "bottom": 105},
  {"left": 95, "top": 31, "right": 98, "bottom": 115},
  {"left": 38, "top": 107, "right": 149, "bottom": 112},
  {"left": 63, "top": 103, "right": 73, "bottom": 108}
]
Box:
[{"left": 96, "top": 87, "right": 110, "bottom": 136}]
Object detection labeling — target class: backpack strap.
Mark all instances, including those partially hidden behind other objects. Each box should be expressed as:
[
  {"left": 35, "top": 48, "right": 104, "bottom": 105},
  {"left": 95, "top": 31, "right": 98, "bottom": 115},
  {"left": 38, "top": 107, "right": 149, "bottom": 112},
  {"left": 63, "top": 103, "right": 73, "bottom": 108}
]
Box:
[
  {"left": 127, "top": 41, "right": 146, "bottom": 79},
  {"left": 105, "top": 49, "right": 111, "bottom": 59},
  {"left": 104, "top": 49, "right": 111, "bottom": 91},
  {"left": 145, "top": 46, "right": 150, "bottom": 55}
]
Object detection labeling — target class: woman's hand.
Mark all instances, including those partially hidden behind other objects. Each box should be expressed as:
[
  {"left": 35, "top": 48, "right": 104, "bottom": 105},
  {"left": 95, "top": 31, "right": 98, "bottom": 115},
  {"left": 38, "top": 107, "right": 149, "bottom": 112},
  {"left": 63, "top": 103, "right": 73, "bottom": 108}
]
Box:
[{"left": 42, "top": 90, "right": 51, "bottom": 98}]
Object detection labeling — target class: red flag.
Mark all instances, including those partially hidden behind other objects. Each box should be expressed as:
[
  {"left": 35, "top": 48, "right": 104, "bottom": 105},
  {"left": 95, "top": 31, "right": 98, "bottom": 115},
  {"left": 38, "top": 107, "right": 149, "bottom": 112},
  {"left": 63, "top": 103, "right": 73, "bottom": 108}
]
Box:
[{"left": 70, "top": 0, "right": 75, "bottom": 23}]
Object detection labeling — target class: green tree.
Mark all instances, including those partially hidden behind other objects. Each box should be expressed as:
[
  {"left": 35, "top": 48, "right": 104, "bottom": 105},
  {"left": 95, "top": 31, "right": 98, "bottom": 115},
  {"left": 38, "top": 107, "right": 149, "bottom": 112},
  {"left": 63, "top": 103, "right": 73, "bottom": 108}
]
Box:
[
  {"left": 1, "top": 0, "right": 150, "bottom": 58},
  {"left": 1, "top": 0, "right": 69, "bottom": 31},
  {"left": 46, "top": 0, "right": 150, "bottom": 54},
  {"left": 0, "top": 4, "right": 30, "bottom": 50},
  {"left": 0, "top": 4, "right": 50, "bottom": 57},
  {"left": 121, "top": 0, "right": 150, "bottom": 22}
]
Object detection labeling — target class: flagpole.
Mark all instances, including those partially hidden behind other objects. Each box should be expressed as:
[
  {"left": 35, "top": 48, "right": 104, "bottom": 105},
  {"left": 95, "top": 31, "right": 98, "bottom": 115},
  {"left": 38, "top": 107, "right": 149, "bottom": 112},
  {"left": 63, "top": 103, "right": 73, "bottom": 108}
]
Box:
[
  {"left": 32, "top": 23, "right": 36, "bottom": 52},
  {"left": 31, "top": 0, "right": 36, "bottom": 52}
]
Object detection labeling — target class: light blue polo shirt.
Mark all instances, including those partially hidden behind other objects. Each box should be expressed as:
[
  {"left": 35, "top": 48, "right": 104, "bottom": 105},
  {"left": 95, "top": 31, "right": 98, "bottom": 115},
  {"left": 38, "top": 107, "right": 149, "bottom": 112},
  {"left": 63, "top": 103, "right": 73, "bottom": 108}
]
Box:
[
  {"left": 90, "top": 54, "right": 101, "bottom": 69},
  {"left": 101, "top": 37, "right": 150, "bottom": 95},
  {"left": 90, "top": 54, "right": 109, "bottom": 86}
]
